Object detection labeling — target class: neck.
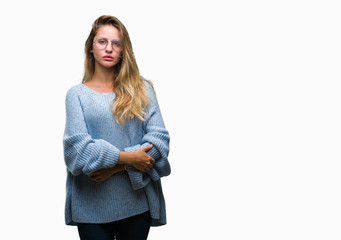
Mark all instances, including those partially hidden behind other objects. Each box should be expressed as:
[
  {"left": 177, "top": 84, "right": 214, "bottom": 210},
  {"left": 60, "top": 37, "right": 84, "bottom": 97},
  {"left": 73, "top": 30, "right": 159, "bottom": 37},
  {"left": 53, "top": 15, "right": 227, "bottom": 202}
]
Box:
[{"left": 91, "top": 63, "right": 116, "bottom": 86}]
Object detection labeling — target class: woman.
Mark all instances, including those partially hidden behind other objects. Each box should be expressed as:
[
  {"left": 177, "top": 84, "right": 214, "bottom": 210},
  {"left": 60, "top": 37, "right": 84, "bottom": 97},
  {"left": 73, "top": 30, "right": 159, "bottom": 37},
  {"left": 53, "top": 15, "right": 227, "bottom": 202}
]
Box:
[{"left": 63, "top": 15, "right": 171, "bottom": 240}]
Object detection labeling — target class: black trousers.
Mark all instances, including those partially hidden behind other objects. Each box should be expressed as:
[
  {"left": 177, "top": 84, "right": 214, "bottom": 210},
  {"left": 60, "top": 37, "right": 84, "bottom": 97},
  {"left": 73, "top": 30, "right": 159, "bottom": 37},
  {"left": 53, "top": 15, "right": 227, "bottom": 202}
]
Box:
[{"left": 77, "top": 211, "right": 151, "bottom": 240}]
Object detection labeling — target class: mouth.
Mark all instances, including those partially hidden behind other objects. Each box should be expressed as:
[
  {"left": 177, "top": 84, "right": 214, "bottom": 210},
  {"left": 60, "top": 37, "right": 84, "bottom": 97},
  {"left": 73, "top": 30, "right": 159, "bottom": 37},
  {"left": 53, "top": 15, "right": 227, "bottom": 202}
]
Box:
[{"left": 103, "top": 55, "right": 113, "bottom": 61}]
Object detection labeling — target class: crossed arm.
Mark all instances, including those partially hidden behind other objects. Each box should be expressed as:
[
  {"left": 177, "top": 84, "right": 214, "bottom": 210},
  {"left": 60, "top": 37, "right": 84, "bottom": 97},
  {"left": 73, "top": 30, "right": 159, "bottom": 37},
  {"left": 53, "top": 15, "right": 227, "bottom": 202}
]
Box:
[
  {"left": 89, "top": 145, "right": 155, "bottom": 182},
  {"left": 63, "top": 83, "right": 170, "bottom": 187}
]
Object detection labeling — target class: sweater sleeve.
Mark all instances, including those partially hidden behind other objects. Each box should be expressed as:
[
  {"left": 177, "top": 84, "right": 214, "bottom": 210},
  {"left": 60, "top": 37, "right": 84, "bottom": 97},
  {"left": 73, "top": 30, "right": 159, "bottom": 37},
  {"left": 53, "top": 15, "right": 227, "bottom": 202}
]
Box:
[
  {"left": 63, "top": 87, "right": 120, "bottom": 176},
  {"left": 124, "top": 83, "right": 171, "bottom": 190}
]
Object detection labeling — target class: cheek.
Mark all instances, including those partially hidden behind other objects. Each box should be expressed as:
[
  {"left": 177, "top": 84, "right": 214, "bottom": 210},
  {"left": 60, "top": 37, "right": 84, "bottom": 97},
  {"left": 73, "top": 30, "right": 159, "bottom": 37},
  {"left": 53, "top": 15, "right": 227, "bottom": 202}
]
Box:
[
  {"left": 94, "top": 49, "right": 102, "bottom": 57},
  {"left": 112, "top": 53, "right": 122, "bottom": 62},
  {"left": 112, "top": 57, "right": 121, "bottom": 66},
  {"left": 116, "top": 53, "right": 122, "bottom": 60}
]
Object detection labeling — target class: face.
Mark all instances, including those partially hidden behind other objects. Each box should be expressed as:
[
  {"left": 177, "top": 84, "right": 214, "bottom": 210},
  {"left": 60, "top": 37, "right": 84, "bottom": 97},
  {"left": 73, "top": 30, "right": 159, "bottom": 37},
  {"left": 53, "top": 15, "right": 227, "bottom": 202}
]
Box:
[{"left": 90, "top": 25, "right": 122, "bottom": 69}]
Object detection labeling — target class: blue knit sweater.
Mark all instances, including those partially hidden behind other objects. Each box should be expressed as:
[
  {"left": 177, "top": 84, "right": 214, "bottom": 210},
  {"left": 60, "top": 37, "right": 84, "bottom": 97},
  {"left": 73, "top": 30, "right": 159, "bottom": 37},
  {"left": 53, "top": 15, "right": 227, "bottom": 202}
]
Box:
[{"left": 62, "top": 81, "right": 170, "bottom": 226}]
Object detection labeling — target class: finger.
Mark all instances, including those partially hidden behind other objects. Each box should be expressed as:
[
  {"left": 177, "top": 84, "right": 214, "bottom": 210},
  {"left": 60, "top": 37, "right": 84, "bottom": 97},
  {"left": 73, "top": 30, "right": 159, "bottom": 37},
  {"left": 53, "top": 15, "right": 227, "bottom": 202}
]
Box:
[
  {"left": 150, "top": 158, "right": 155, "bottom": 164},
  {"left": 95, "top": 177, "right": 104, "bottom": 182},
  {"left": 89, "top": 171, "right": 102, "bottom": 177},
  {"left": 145, "top": 164, "right": 152, "bottom": 172},
  {"left": 141, "top": 144, "right": 153, "bottom": 152},
  {"left": 90, "top": 173, "right": 98, "bottom": 179}
]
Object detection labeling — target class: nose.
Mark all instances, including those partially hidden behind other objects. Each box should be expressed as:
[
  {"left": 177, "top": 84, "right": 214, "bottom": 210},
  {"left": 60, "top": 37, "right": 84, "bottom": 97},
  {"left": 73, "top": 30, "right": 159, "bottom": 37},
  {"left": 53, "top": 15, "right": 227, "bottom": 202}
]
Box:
[{"left": 105, "top": 43, "right": 113, "bottom": 52}]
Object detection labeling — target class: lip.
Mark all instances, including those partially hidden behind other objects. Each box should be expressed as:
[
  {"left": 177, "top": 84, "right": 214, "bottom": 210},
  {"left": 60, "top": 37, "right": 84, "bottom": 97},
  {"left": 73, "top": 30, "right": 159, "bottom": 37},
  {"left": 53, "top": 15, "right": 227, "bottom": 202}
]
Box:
[{"left": 103, "top": 55, "right": 113, "bottom": 61}]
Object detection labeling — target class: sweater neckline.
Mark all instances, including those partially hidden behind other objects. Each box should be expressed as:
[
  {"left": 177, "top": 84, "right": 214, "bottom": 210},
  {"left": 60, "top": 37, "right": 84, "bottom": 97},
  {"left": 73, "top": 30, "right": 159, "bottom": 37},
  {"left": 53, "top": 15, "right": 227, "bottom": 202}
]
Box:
[{"left": 81, "top": 83, "right": 116, "bottom": 95}]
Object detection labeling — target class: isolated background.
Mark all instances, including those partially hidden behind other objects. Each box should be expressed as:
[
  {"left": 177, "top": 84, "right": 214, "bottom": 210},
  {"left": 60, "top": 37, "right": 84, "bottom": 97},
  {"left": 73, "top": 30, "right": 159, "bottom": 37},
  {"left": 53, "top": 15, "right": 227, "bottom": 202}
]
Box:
[{"left": 0, "top": 0, "right": 340, "bottom": 239}]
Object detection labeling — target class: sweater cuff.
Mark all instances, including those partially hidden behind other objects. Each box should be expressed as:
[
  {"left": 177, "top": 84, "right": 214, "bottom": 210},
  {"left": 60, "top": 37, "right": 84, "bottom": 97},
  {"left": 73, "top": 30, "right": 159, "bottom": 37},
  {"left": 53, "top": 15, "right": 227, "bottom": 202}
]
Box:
[
  {"left": 124, "top": 143, "right": 161, "bottom": 160},
  {"left": 125, "top": 165, "right": 151, "bottom": 190},
  {"left": 124, "top": 144, "right": 142, "bottom": 153},
  {"left": 82, "top": 139, "right": 120, "bottom": 175}
]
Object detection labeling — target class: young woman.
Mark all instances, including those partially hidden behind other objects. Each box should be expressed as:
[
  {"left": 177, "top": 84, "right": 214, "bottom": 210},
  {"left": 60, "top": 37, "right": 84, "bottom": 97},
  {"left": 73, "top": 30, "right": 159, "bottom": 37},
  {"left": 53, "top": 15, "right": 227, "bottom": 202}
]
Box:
[{"left": 63, "top": 15, "right": 171, "bottom": 240}]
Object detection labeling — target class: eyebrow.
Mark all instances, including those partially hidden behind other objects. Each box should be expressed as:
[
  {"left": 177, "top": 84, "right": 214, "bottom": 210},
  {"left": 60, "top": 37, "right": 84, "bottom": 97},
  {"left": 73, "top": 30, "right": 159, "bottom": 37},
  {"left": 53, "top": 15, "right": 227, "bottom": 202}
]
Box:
[{"left": 97, "top": 37, "right": 120, "bottom": 41}]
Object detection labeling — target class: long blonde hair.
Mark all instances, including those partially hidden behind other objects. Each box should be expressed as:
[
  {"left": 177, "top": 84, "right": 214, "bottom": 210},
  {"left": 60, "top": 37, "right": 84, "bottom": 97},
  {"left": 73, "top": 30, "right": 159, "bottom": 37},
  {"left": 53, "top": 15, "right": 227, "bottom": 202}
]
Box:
[{"left": 82, "top": 15, "right": 152, "bottom": 125}]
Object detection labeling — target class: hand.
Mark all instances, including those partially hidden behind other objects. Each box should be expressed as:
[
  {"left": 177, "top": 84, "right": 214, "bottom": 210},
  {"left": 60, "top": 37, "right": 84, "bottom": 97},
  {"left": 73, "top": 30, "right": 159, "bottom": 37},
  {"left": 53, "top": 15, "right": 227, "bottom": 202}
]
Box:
[
  {"left": 89, "top": 164, "right": 125, "bottom": 182},
  {"left": 131, "top": 145, "right": 155, "bottom": 172}
]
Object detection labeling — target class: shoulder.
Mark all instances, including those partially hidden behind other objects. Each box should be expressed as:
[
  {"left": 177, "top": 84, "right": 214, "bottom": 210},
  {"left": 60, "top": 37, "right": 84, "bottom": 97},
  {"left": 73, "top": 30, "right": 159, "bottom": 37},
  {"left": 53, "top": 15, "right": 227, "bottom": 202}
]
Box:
[
  {"left": 143, "top": 79, "right": 157, "bottom": 99},
  {"left": 143, "top": 79, "right": 153, "bottom": 90},
  {"left": 65, "top": 83, "right": 86, "bottom": 97},
  {"left": 66, "top": 83, "right": 83, "bottom": 95},
  {"left": 65, "top": 83, "right": 85, "bottom": 103}
]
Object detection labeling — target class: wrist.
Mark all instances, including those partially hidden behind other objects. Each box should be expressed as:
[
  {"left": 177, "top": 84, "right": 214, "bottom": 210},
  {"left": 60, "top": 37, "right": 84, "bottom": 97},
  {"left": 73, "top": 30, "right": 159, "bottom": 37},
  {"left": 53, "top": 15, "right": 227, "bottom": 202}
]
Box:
[
  {"left": 118, "top": 151, "right": 136, "bottom": 165},
  {"left": 117, "top": 164, "right": 126, "bottom": 172}
]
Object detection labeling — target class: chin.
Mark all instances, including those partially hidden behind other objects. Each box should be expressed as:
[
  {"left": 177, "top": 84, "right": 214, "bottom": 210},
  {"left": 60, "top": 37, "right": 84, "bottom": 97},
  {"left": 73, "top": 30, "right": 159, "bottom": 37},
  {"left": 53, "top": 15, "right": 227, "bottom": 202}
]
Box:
[{"left": 101, "top": 62, "right": 118, "bottom": 68}]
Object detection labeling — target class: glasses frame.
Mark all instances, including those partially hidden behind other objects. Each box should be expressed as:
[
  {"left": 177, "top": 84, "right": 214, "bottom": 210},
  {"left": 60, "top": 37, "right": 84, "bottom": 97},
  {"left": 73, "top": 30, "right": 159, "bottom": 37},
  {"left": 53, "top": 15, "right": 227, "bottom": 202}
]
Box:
[{"left": 93, "top": 38, "right": 122, "bottom": 52}]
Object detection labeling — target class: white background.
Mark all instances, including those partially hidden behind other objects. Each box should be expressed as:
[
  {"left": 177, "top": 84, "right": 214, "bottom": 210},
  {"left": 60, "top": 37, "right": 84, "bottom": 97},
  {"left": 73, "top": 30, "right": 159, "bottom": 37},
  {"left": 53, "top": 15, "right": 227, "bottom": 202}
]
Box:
[{"left": 0, "top": 0, "right": 340, "bottom": 239}]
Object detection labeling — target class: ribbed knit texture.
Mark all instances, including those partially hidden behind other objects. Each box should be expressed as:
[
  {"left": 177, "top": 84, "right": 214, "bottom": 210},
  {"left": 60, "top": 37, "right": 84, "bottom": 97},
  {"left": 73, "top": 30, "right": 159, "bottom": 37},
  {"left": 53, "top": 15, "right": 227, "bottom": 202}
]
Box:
[{"left": 63, "top": 81, "right": 170, "bottom": 226}]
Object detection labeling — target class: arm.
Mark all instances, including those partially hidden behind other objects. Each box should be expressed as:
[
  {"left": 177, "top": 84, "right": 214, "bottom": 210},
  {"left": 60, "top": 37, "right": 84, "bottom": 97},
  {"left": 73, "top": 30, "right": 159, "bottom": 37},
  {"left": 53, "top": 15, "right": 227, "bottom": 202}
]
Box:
[
  {"left": 89, "top": 164, "right": 125, "bottom": 182},
  {"left": 89, "top": 145, "right": 155, "bottom": 182},
  {"left": 63, "top": 87, "right": 121, "bottom": 176},
  {"left": 63, "top": 86, "right": 157, "bottom": 179},
  {"left": 124, "top": 83, "right": 171, "bottom": 190}
]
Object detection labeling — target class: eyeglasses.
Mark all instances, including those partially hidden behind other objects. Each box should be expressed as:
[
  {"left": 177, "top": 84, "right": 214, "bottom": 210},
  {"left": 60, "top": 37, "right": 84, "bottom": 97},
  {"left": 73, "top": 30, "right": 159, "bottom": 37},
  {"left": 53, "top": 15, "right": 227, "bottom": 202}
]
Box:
[{"left": 93, "top": 38, "right": 122, "bottom": 51}]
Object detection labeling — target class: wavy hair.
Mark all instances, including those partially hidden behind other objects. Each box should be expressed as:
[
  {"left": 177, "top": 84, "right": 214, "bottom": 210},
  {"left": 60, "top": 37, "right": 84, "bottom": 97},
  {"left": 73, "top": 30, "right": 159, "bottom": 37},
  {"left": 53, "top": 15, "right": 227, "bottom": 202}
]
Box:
[{"left": 82, "top": 15, "right": 152, "bottom": 125}]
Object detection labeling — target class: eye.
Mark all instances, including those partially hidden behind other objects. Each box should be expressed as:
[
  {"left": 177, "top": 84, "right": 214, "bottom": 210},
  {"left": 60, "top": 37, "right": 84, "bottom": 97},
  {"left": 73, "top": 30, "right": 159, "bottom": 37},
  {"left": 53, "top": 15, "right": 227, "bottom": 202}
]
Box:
[
  {"left": 98, "top": 40, "right": 107, "bottom": 45},
  {"left": 113, "top": 41, "right": 120, "bottom": 47}
]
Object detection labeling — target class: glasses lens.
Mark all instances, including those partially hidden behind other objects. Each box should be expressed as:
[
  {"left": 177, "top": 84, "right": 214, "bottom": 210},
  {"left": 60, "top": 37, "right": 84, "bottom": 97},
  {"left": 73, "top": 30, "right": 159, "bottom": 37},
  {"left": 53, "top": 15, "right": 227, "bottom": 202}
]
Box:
[
  {"left": 112, "top": 40, "right": 121, "bottom": 51},
  {"left": 95, "top": 39, "right": 107, "bottom": 49},
  {"left": 94, "top": 39, "right": 122, "bottom": 51}
]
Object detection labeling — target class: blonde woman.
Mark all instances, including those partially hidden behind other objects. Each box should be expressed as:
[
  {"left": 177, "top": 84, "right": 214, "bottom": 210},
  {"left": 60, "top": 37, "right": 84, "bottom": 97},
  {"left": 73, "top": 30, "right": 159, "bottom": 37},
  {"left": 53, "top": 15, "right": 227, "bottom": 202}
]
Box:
[{"left": 63, "top": 15, "right": 170, "bottom": 240}]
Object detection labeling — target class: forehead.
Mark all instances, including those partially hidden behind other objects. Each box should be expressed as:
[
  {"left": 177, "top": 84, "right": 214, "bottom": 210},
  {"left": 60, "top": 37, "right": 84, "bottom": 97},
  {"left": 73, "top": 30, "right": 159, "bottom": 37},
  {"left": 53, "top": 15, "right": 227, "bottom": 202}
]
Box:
[{"left": 95, "top": 25, "right": 120, "bottom": 40}]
